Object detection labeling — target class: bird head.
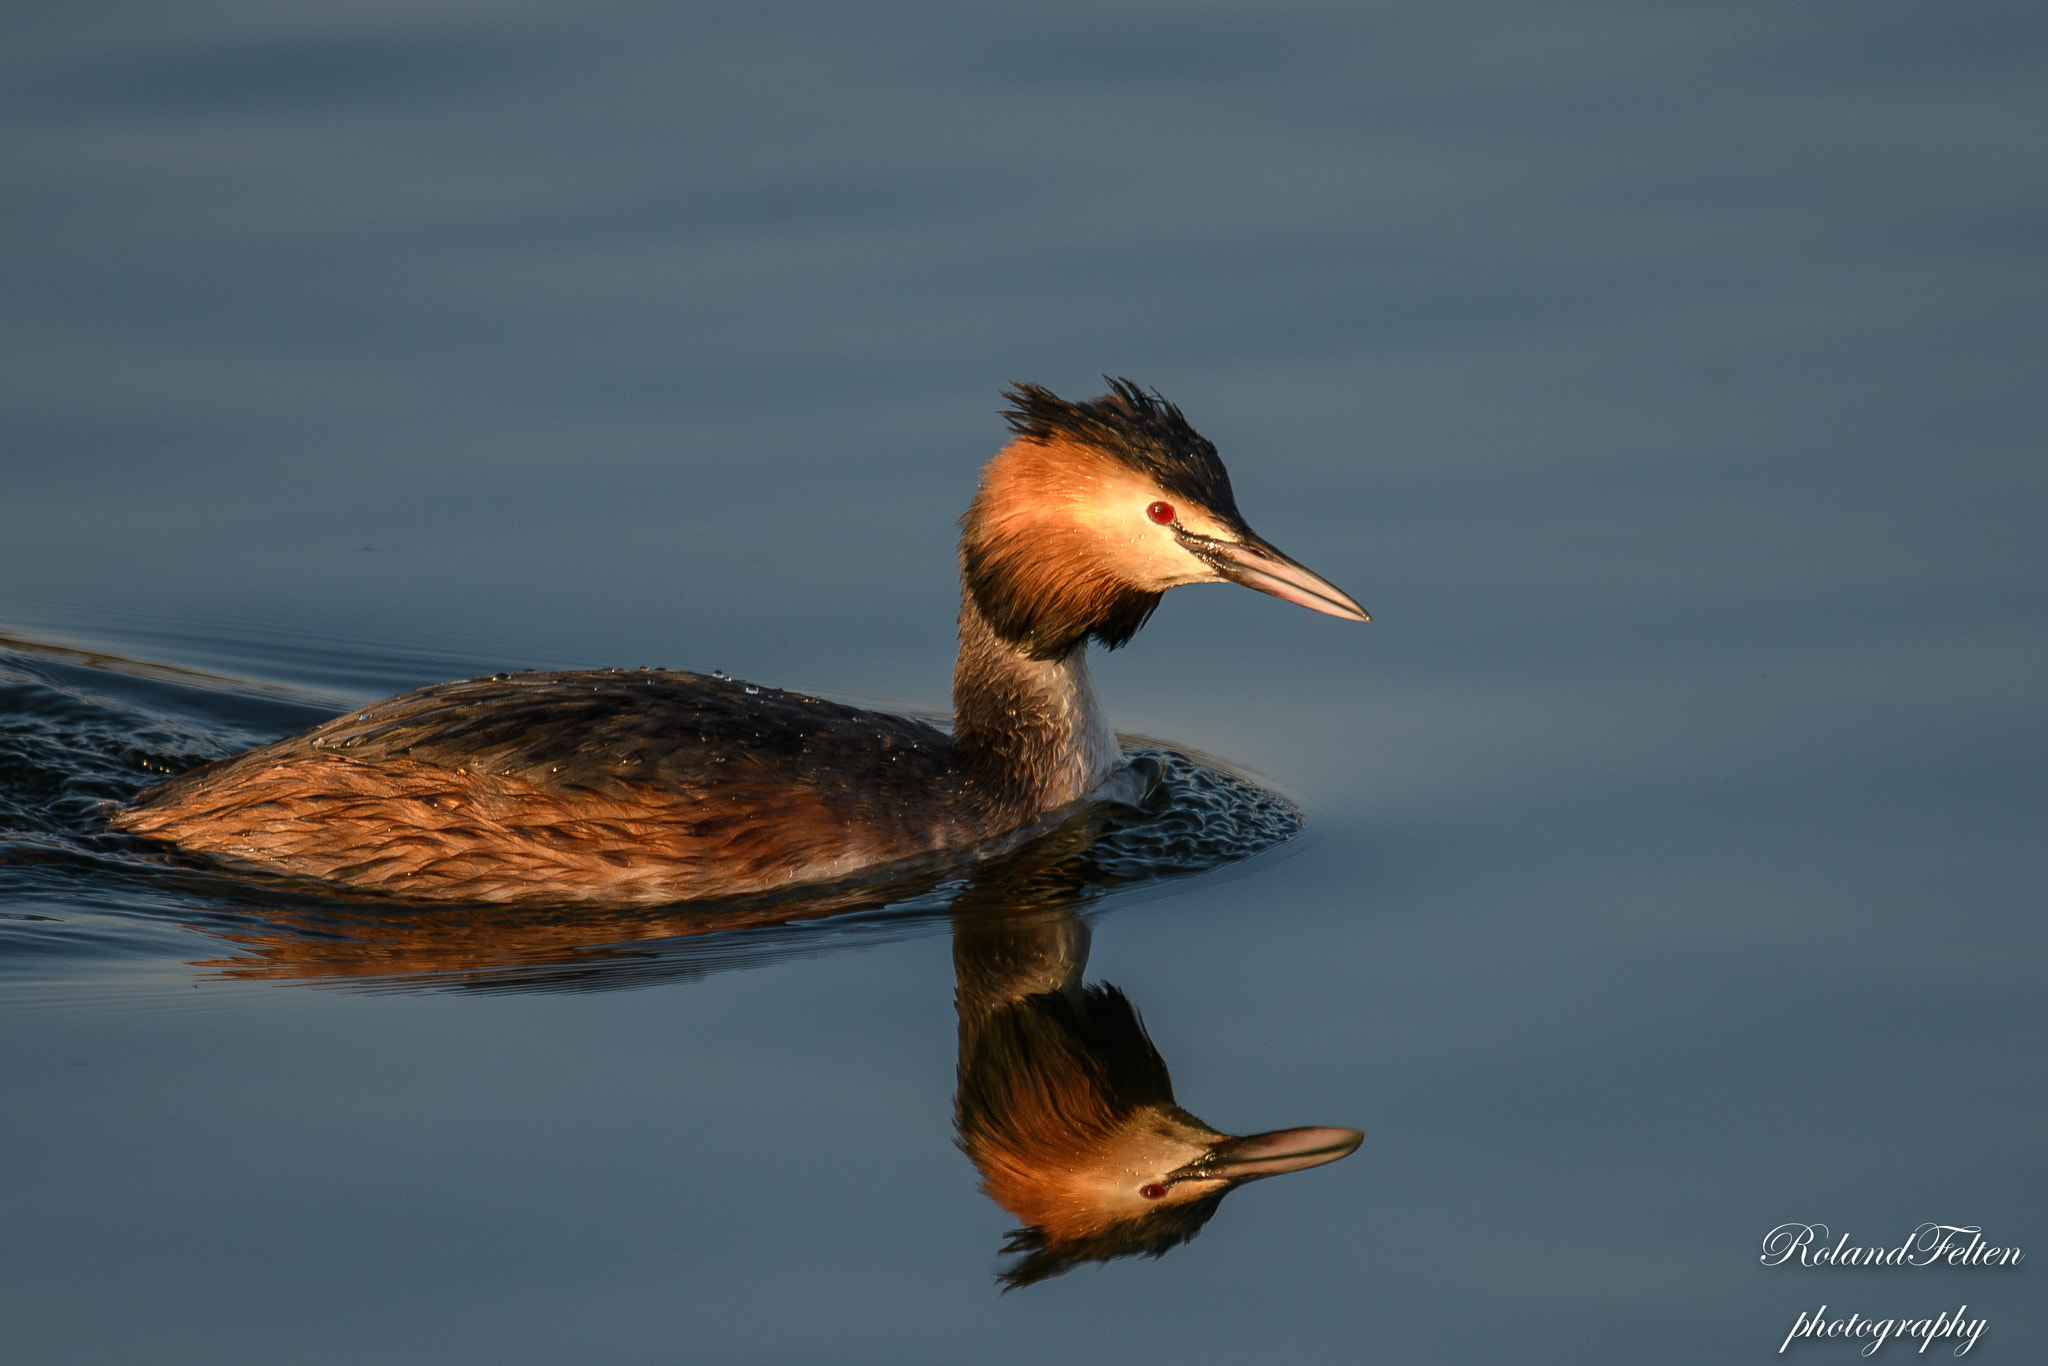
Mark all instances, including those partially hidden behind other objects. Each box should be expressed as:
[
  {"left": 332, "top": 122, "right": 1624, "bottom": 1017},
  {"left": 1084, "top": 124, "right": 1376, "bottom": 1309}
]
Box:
[
  {"left": 956, "top": 983, "right": 1362, "bottom": 1289},
  {"left": 959, "top": 380, "right": 1369, "bottom": 661}
]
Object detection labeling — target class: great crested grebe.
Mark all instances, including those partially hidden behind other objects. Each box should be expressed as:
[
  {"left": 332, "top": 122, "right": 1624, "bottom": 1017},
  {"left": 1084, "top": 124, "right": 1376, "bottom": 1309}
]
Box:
[{"left": 115, "top": 381, "right": 1368, "bottom": 903}]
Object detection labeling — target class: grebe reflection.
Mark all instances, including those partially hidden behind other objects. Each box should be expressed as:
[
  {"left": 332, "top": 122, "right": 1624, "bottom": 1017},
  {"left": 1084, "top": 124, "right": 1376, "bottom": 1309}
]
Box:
[{"left": 953, "top": 906, "right": 1359, "bottom": 1288}]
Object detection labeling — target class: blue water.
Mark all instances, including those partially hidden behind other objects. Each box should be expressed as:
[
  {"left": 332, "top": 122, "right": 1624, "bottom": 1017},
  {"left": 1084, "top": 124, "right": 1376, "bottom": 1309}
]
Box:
[{"left": 4, "top": 1, "right": 2045, "bottom": 1361}]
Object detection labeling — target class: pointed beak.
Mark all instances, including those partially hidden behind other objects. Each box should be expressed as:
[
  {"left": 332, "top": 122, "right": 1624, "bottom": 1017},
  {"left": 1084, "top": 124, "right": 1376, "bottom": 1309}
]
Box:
[
  {"left": 1180, "top": 528, "right": 1370, "bottom": 622},
  {"left": 1173, "top": 1125, "right": 1364, "bottom": 1184}
]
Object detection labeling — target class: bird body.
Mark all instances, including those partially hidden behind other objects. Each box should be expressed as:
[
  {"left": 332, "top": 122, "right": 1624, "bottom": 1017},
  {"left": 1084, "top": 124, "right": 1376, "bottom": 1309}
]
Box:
[
  {"left": 115, "top": 382, "right": 1366, "bottom": 903},
  {"left": 118, "top": 669, "right": 974, "bottom": 902}
]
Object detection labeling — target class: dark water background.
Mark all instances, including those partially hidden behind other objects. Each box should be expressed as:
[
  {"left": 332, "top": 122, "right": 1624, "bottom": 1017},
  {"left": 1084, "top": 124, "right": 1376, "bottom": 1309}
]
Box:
[{"left": 4, "top": 1, "right": 2044, "bottom": 1361}]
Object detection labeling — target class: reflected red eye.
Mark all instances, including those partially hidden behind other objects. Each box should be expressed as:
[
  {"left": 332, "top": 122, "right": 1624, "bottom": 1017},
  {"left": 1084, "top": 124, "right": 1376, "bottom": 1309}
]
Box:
[
  {"left": 1146, "top": 501, "right": 1175, "bottom": 525},
  {"left": 1139, "top": 1183, "right": 1168, "bottom": 1200}
]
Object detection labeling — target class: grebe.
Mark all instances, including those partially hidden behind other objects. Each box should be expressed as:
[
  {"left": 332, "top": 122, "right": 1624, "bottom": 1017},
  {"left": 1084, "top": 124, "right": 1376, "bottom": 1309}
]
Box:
[
  {"left": 954, "top": 907, "right": 1361, "bottom": 1287},
  {"left": 115, "top": 381, "right": 1368, "bottom": 903}
]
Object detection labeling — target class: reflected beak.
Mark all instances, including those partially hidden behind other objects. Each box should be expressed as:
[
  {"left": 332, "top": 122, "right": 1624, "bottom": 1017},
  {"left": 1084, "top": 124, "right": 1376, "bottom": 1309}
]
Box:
[
  {"left": 1180, "top": 528, "right": 1370, "bottom": 622},
  {"left": 1174, "top": 1125, "right": 1364, "bottom": 1184}
]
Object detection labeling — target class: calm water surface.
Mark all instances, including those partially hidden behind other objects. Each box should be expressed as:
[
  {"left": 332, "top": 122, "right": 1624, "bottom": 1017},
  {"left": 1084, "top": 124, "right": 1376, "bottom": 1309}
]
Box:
[{"left": 4, "top": 1, "right": 2045, "bottom": 1362}]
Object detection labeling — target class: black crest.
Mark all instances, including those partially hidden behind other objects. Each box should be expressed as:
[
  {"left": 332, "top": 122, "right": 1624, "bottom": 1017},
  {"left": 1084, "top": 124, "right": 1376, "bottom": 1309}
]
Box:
[
  {"left": 992, "top": 1191, "right": 1229, "bottom": 1291},
  {"left": 1000, "top": 378, "right": 1245, "bottom": 525}
]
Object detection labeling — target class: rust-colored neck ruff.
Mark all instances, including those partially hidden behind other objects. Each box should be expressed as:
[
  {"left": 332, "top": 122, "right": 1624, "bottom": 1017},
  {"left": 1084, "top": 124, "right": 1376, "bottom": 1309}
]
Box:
[{"left": 957, "top": 436, "right": 1164, "bottom": 660}]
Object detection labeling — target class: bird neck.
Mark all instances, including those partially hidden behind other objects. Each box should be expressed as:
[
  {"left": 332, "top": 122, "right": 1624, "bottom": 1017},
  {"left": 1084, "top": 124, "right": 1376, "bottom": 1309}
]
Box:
[
  {"left": 951, "top": 591, "right": 1123, "bottom": 818},
  {"left": 953, "top": 908, "right": 1092, "bottom": 1048}
]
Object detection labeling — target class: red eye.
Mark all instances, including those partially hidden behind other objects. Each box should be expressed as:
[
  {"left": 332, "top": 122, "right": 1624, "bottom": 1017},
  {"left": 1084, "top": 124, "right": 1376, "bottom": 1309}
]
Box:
[
  {"left": 1146, "top": 501, "right": 1175, "bottom": 525},
  {"left": 1139, "top": 1183, "right": 1168, "bottom": 1200}
]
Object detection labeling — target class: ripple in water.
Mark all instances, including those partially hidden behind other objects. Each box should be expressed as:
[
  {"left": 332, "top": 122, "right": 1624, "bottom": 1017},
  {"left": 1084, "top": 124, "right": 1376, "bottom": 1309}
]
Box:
[{"left": 0, "top": 638, "right": 1303, "bottom": 994}]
